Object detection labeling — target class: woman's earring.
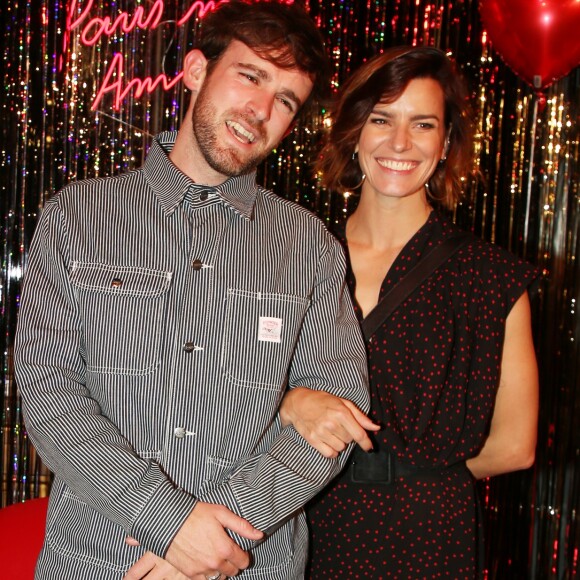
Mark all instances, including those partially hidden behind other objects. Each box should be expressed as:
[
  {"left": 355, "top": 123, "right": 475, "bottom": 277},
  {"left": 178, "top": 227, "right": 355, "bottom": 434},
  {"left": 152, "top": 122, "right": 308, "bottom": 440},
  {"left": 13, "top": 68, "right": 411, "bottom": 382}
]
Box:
[
  {"left": 440, "top": 130, "right": 451, "bottom": 163},
  {"left": 338, "top": 172, "right": 366, "bottom": 191},
  {"left": 352, "top": 173, "right": 366, "bottom": 189},
  {"left": 338, "top": 152, "right": 366, "bottom": 191},
  {"left": 352, "top": 151, "right": 365, "bottom": 188}
]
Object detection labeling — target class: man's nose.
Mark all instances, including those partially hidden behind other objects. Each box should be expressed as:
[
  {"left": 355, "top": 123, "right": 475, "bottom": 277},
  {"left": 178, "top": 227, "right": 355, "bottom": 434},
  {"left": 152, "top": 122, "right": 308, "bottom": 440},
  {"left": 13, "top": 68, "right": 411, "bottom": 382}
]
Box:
[{"left": 246, "top": 91, "right": 274, "bottom": 122}]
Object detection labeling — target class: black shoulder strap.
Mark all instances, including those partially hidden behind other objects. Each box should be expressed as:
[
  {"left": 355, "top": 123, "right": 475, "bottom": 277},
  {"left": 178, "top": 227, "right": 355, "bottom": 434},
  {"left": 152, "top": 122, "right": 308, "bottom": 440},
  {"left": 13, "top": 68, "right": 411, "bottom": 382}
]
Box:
[{"left": 361, "top": 232, "right": 472, "bottom": 341}]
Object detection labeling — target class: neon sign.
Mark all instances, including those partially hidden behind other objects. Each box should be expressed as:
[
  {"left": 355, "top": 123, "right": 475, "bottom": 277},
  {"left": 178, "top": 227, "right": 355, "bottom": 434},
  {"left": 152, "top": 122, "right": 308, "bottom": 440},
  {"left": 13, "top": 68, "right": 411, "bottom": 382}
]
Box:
[{"left": 64, "top": 0, "right": 226, "bottom": 111}]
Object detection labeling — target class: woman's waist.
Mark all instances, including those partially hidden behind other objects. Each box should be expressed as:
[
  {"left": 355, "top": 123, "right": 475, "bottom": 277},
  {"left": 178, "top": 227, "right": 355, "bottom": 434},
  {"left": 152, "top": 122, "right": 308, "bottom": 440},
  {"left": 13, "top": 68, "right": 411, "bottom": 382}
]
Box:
[{"left": 337, "top": 445, "right": 470, "bottom": 486}]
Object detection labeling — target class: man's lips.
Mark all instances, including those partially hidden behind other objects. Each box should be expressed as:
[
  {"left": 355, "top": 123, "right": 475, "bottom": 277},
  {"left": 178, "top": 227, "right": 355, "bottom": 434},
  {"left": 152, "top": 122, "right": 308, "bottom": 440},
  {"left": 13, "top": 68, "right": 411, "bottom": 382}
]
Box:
[{"left": 226, "top": 120, "right": 256, "bottom": 144}]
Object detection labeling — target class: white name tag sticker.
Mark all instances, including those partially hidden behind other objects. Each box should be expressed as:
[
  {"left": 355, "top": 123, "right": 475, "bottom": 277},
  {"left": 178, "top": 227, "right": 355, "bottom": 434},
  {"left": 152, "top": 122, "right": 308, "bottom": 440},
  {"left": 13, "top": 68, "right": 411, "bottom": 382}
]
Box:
[{"left": 258, "top": 316, "right": 283, "bottom": 343}]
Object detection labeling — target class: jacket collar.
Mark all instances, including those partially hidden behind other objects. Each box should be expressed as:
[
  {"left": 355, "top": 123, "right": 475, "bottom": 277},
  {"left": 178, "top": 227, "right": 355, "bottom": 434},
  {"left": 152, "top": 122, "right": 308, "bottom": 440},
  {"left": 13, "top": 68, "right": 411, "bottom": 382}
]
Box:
[{"left": 144, "top": 131, "right": 259, "bottom": 220}]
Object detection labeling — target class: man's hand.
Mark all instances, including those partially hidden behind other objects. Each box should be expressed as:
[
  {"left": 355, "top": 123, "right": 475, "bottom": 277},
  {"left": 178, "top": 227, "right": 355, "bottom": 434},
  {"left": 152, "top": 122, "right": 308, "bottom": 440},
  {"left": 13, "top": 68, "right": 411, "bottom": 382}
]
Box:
[
  {"left": 279, "top": 387, "right": 380, "bottom": 458},
  {"left": 124, "top": 551, "right": 192, "bottom": 579},
  {"left": 124, "top": 502, "right": 262, "bottom": 578},
  {"left": 164, "top": 502, "right": 262, "bottom": 578}
]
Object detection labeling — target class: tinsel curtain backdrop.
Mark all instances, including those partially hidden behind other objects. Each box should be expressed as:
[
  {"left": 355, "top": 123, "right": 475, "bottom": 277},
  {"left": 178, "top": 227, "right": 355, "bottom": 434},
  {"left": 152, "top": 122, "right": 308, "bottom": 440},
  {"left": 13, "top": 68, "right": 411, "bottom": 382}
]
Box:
[{"left": 1, "top": 0, "right": 579, "bottom": 577}]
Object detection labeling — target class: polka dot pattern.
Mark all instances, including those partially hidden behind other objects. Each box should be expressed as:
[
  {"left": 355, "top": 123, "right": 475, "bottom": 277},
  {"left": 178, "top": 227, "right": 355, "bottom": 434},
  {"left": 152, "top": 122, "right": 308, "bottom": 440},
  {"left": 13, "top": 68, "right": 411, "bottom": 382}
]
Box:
[{"left": 307, "top": 211, "right": 538, "bottom": 579}]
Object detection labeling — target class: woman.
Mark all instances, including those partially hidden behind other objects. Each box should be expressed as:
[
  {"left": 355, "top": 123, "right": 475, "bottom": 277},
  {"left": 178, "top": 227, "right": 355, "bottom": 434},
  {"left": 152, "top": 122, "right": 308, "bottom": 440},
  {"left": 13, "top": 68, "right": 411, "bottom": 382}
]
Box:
[{"left": 280, "top": 46, "right": 539, "bottom": 578}]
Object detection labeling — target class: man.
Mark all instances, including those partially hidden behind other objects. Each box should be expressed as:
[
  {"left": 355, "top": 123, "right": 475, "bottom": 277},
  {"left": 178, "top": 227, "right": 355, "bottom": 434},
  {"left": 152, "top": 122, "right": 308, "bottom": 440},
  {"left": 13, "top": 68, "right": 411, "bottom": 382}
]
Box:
[{"left": 14, "top": 1, "right": 370, "bottom": 579}]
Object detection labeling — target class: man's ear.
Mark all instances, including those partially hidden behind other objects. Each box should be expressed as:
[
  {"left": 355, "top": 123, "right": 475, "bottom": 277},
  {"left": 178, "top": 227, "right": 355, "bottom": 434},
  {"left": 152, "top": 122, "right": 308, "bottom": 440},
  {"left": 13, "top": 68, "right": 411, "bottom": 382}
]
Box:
[{"left": 182, "top": 49, "right": 208, "bottom": 92}]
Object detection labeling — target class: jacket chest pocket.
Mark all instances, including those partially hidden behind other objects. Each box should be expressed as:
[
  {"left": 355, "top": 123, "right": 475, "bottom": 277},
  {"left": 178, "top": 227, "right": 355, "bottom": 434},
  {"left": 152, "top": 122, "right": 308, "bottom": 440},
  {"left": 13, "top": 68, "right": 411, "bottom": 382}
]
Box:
[
  {"left": 221, "top": 289, "right": 310, "bottom": 390},
  {"left": 70, "top": 262, "right": 172, "bottom": 375}
]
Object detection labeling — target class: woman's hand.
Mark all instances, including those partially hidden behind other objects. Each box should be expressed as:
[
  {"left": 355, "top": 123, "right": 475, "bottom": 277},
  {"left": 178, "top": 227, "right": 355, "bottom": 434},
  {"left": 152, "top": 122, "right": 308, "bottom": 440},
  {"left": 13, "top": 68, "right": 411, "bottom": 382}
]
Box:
[{"left": 280, "top": 387, "right": 380, "bottom": 458}]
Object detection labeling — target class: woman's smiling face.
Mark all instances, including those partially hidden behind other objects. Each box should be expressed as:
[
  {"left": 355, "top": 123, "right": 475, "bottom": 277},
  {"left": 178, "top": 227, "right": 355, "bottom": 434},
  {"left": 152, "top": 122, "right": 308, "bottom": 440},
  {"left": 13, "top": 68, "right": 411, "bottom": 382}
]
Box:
[{"left": 356, "top": 77, "right": 448, "bottom": 202}]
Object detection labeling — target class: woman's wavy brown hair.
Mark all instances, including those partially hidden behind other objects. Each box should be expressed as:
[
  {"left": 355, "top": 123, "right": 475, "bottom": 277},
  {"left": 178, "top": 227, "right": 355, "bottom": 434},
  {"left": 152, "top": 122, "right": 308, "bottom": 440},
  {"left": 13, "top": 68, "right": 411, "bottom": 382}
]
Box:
[{"left": 317, "top": 46, "right": 475, "bottom": 209}]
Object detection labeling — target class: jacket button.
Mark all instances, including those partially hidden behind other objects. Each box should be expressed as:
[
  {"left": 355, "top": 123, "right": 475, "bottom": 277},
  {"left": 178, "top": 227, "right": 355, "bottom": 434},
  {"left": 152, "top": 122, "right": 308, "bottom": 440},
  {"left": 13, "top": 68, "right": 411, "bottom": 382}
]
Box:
[
  {"left": 174, "top": 427, "right": 186, "bottom": 439},
  {"left": 111, "top": 278, "right": 122, "bottom": 288},
  {"left": 183, "top": 342, "right": 196, "bottom": 353},
  {"left": 192, "top": 259, "right": 203, "bottom": 271}
]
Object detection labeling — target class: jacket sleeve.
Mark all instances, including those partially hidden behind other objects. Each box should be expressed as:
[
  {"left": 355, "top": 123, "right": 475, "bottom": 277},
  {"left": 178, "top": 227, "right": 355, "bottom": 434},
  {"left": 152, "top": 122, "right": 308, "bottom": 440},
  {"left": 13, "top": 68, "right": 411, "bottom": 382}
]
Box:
[
  {"left": 14, "top": 197, "right": 197, "bottom": 557},
  {"left": 199, "top": 230, "right": 370, "bottom": 544}
]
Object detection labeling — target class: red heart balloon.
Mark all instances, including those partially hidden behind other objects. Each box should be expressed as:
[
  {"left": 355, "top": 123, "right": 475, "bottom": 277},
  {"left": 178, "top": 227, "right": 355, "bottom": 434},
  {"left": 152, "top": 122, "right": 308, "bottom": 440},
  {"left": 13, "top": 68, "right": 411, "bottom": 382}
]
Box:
[{"left": 479, "top": 0, "right": 580, "bottom": 89}]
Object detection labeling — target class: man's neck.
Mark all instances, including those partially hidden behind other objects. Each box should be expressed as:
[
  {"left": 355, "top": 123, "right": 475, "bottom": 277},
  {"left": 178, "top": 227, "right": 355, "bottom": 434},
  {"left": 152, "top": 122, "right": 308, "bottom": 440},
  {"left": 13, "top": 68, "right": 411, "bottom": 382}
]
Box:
[{"left": 169, "top": 126, "right": 227, "bottom": 186}]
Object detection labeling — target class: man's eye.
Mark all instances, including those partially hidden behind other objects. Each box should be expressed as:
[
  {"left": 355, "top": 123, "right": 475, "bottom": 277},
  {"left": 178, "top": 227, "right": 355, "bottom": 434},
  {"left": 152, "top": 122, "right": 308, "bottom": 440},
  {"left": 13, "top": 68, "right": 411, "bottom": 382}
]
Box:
[
  {"left": 243, "top": 73, "right": 258, "bottom": 83},
  {"left": 279, "top": 97, "right": 294, "bottom": 112}
]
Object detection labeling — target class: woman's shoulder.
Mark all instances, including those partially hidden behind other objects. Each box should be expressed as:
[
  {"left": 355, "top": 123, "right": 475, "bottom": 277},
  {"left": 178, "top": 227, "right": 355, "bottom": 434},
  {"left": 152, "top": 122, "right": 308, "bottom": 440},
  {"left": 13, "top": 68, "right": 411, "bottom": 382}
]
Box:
[
  {"left": 435, "top": 212, "right": 531, "bottom": 266},
  {"left": 433, "top": 212, "right": 540, "bottom": 298}
]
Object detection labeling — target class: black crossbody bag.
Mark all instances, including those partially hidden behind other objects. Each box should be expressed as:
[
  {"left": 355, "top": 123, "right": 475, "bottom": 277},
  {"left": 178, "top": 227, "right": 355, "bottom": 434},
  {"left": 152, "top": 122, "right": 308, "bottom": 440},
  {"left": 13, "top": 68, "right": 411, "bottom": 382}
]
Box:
[
  {"left": 347, "top": 231, "right": 472, "bottom": 484},
  {"left": 360, "top": 231, "right": 472, "bottom": 341}
]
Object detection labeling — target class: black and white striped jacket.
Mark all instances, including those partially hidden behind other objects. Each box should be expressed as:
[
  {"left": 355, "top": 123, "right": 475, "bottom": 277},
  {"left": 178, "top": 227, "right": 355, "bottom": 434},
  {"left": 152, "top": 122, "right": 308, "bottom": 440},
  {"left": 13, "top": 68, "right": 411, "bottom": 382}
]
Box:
[{"left": 14, "top": 131, "right": 370, "bottom": 579}]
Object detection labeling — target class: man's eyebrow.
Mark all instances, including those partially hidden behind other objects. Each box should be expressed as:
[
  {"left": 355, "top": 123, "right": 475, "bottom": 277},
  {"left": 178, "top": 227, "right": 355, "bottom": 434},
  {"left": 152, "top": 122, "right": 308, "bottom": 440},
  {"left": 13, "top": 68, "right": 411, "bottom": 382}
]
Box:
[
  {"left": 236, "top": 62, "right": 303, "bottom": 109},
  {"left": 237, "top": 62, "right": 271, "bottom": 81}
]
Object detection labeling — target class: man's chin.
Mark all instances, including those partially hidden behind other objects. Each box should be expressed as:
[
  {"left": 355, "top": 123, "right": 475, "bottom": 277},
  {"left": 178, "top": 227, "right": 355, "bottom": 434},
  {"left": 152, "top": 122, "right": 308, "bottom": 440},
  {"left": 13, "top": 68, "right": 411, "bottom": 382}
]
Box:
[{"left": 208, "top": 151, "right": 265, "bottom": 177}]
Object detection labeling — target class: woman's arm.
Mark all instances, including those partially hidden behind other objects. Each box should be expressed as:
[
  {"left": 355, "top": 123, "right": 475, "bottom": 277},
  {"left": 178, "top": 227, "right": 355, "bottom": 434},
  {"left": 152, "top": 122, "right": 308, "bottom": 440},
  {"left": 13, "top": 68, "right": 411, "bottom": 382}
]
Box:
[
  {"left": 279, "top": 388, "right": 380, "bottom": 458},
  {"left": 466, "top": 291, "right": 539, "bottom": 479}
]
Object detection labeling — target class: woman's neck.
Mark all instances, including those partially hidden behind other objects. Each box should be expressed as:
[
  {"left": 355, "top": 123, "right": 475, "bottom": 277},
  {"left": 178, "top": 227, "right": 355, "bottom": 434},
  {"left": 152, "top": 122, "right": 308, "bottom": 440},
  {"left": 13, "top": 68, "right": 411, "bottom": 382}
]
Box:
[
  {"left": 347, "top": 191, "right": 432, "bottom": 252},
  {"left": 345, "top": 190, "right": 433, "bottom": 317}
]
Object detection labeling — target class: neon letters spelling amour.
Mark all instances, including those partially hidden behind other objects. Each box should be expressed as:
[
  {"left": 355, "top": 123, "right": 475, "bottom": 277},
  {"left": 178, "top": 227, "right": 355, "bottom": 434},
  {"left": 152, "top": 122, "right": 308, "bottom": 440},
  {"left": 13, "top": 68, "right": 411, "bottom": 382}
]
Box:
[{"left": 65, "top": 0, "right": 293, "bottom": 111}]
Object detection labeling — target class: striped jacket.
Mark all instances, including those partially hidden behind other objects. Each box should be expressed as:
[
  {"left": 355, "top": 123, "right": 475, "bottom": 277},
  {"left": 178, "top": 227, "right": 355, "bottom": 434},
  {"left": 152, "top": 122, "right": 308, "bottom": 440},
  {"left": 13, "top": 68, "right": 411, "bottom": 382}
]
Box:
[{"left": 14, "top": 131, "right": 370, "bottom": 579}]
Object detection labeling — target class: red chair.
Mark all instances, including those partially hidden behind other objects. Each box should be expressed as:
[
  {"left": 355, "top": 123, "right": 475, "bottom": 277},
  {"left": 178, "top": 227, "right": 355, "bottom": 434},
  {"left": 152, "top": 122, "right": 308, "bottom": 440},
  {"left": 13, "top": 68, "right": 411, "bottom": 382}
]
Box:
[{"left": 0, "top": 496, "right": 49, "bottom": 579}]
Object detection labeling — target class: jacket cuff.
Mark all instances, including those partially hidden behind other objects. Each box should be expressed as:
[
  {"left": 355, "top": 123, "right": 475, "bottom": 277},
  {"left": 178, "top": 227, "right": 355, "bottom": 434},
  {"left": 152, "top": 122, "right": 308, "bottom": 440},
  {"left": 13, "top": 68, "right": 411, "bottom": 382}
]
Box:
[
  {"left": 131, "top": 479, "right": 198, "bottom": 556},
  {"left": 198, "top": 482, "right": 258, "bottom": 550}
]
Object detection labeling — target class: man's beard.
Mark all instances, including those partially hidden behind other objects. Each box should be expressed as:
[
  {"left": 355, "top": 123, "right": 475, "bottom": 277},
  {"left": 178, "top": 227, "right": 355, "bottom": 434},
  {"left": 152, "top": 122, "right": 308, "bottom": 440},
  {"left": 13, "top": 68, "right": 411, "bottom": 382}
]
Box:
[{"left": 191, "top": 83, "right": 268, "bottom": 177}]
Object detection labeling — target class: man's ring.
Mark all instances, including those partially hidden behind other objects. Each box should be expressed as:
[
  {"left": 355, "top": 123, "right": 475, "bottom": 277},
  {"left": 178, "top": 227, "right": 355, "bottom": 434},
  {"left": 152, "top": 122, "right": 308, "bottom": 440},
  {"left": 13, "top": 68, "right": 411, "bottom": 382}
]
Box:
[{"left": 206, "top": 574, "right": 221, "bottom": 580}]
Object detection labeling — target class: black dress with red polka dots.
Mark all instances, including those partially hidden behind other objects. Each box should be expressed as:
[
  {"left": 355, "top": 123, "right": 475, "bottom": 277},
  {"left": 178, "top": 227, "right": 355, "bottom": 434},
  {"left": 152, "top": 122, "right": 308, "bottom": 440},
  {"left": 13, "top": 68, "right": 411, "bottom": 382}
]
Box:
[{"left": 307, "top": 211, "right": 538, "bottom": 579}]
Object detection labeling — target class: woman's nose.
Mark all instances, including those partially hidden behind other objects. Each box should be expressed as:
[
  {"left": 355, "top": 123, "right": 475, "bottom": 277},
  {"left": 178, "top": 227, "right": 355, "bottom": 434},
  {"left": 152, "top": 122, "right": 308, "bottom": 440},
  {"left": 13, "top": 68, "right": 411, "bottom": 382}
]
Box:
[{"left": 390, "top": 125, "right": 411, "bottom": 152}]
